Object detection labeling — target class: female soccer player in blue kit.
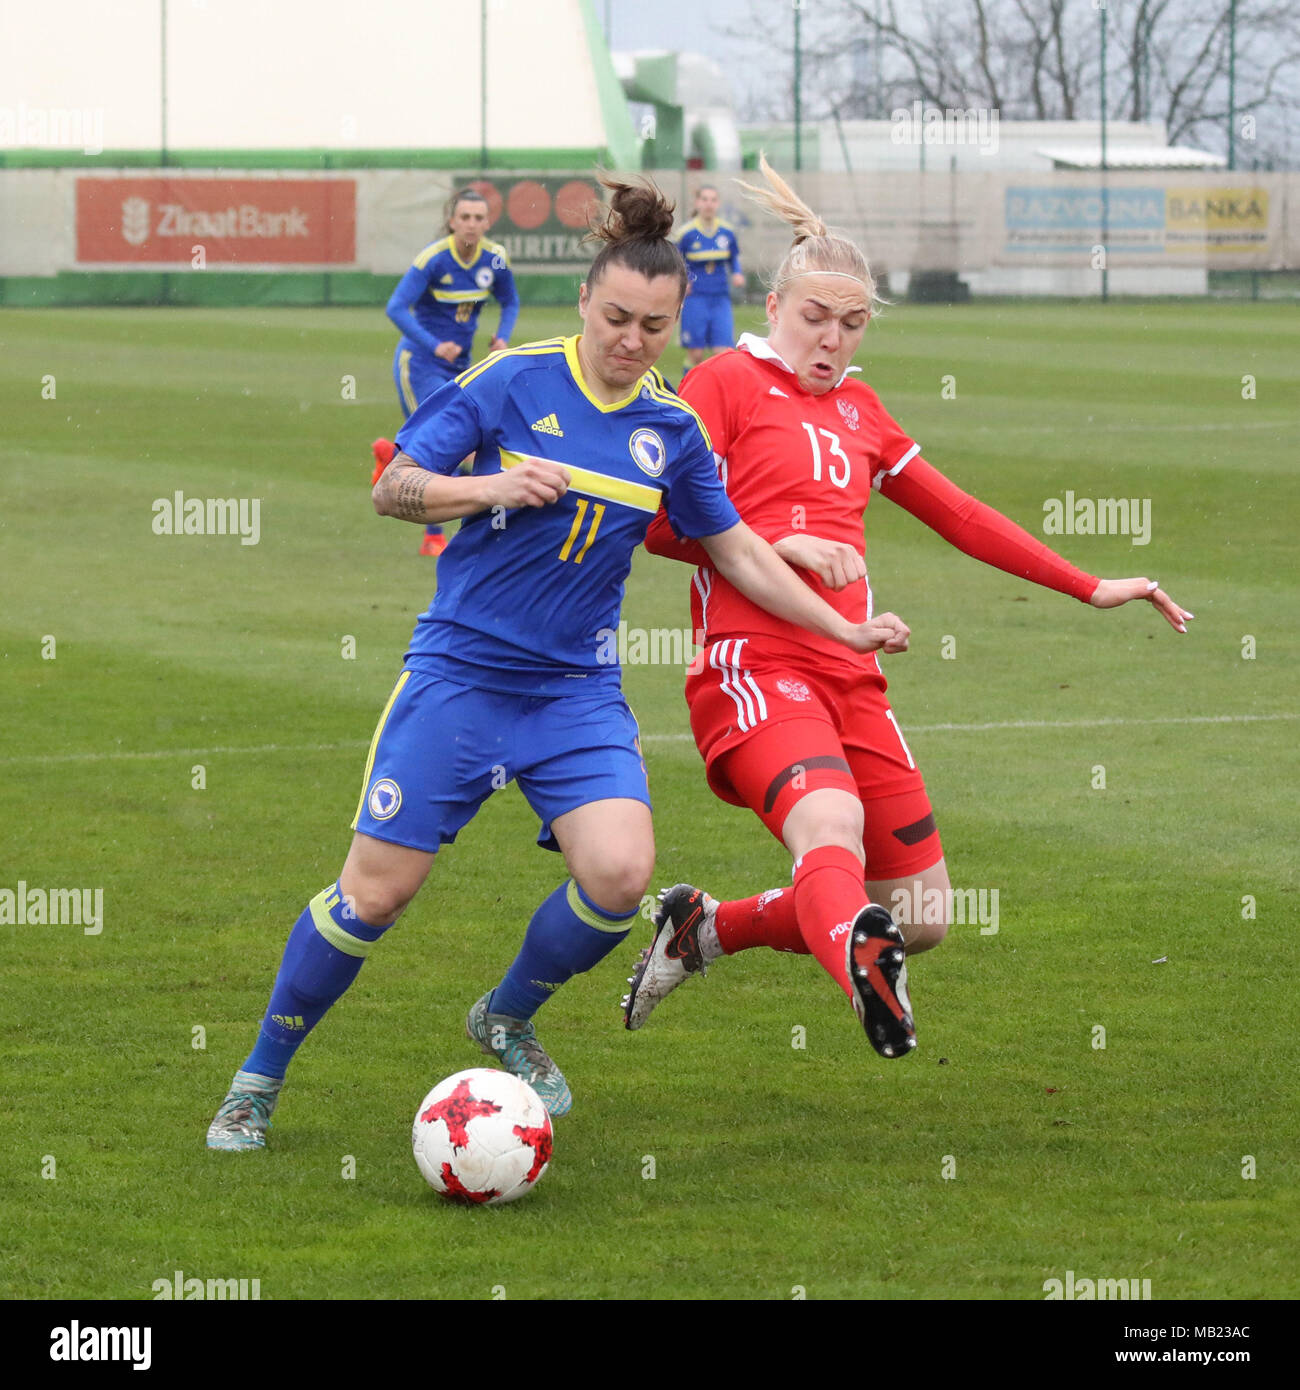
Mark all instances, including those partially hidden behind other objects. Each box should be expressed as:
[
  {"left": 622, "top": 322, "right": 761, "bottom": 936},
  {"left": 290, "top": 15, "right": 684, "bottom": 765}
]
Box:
[
  {"left": 374, "top": 187, "right": 520, "bottom": 556},
  {"left": 676, "top": 184, "right": 744, "bottom": 370},
  {"left": 206, "top": 175, "right": 910, "bottom": 1147}
]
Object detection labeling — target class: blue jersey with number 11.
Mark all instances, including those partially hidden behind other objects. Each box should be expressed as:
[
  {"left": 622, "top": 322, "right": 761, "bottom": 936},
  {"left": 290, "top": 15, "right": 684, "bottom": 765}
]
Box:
[{"left": 393, "top": 336, "right": 740, "bottom": 695}]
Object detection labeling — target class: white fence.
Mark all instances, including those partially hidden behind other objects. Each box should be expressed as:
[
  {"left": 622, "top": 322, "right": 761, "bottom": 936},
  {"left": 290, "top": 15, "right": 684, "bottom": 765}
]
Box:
[{"left": 2, "top": 168, "right": 1295, "bottom": 293}]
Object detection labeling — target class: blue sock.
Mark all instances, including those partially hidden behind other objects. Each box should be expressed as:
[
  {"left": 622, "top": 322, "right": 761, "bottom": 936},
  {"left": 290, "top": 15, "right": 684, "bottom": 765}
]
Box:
[
  {"left": 242, "top": 882, "right": 391, "bottom": 1080},
  {"left": 489, "top": 880, "right": 638, "bottom": 1020}
]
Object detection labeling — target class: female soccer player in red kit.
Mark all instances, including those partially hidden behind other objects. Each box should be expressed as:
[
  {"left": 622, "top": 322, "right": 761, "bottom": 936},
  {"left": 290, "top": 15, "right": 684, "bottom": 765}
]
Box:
[{"left": 624, "top": 156, "right": 1193, "bottom": 1058}]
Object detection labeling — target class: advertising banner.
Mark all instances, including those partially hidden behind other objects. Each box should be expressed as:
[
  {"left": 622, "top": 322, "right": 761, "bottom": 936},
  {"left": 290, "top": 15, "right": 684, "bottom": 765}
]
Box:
[
  {"left": 75, "top": 176, "right": 357, "bottom": 266},
  {"left": 453, "top": 173, "right": 601, "bottom": 270}
]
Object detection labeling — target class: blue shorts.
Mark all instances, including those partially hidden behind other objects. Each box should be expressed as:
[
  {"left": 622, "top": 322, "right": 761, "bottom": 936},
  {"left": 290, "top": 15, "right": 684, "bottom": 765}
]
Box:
[
  {"left": 351, "top": 668, "right": 651, "bottom": 853},
  {"left": 680, "top": 294, "right": 734, "bottom": 351},
  {"left": 393, "top": 342, "right": 459, "bottom": 419}
]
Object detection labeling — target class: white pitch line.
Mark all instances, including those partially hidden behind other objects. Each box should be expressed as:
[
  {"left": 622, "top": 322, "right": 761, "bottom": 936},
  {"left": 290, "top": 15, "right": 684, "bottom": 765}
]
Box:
[
  {"left": 645, "top": 711, "right": 1298, "bottom": 739},
  {"left": 0, "top": 712, "right": 1292, "bottom": 767},
  {"left": 887, "top": 712, "right": 1298, "bottom": 734},
  {"left": 0, "top": 740, "right": 371, "bottom": 766},
  {"left": 979, "top": 419, "right": 1286, "bottom": 438}
]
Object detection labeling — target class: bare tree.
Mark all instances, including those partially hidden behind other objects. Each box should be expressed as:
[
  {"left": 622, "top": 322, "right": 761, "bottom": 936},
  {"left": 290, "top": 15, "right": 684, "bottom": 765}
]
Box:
[{"left": 720, "top": 0, "right": 1300, "bottom": 165}]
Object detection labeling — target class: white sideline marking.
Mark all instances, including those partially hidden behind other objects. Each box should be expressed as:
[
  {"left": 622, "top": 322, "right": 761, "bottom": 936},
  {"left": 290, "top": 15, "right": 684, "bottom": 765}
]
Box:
[
  {"left": 644, "top": 711, "right": 1297, "bottom": 739},
  {"left": 978, "top": 418, "right": 1285, "bottom": 438},
  {"left": 880, "top": 712, "right": 1299, "bottom": 734},
  {"left": 0, "top": 712, "right": 1292, "bottom": 766},
  {"left": 0, "top": 740, "right": 370, "bottom": 766}
]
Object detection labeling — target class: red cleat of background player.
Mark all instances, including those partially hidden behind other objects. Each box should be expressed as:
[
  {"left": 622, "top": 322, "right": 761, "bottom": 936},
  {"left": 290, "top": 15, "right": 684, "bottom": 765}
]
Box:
[{"left": 370, "top": 437, "right": 397, "bottom": 486}]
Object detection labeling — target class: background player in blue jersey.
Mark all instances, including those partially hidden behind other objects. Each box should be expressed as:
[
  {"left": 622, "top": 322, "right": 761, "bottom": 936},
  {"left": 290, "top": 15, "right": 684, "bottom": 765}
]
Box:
[
  {"left": 207, "top": 175, "right": 908, "bottom": 1147},
  {"left": 372, "top": 187, "right": 520, "bottom": 557},
  {"left": 676, "top": 184, "right": 744, "bottom": 370}
]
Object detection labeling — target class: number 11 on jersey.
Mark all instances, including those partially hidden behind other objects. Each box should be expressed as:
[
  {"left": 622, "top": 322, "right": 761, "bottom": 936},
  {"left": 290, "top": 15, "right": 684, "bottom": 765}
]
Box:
[{"left": 558, "top": 498, "right": 605, "bottom": 564}]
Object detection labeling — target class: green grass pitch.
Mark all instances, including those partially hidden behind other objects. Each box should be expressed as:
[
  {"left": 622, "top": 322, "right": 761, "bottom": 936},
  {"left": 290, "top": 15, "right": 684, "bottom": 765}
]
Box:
[{"left": 1, "top": 298, "right": 1296, "bottom": 1301}]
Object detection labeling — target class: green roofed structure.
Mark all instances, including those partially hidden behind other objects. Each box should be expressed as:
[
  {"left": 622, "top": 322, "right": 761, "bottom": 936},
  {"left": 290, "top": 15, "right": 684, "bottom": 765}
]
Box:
[
  {"left": 0, "top": 0, "right": 645, "bottom": 305},
  {"left": 0, "top": 0, "right": 638, "bottom": 170}
]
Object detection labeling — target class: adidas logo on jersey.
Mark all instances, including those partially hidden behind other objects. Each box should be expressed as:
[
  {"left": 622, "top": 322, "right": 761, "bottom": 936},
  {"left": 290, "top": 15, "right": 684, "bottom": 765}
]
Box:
[
  {"left": 531, "top": 413, "right": 564, "bottom": 436},
  {"left": 440, "top": 273, "right": 453, "bottom": 284},
  {"left": 769, "top": 385, "right": 788, "bottom": 398}
]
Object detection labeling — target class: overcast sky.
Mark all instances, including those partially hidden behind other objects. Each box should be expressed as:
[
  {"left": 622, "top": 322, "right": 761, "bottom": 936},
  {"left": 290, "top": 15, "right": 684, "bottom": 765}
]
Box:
[{"left": 599, "top": 0, "right": 756, "bottom": 66}]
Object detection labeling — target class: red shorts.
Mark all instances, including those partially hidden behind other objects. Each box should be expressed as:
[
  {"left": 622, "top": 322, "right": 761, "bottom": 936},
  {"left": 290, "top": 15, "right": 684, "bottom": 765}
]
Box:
[{"left": 685, "top": 638, "right": 942, "bottom": 879}]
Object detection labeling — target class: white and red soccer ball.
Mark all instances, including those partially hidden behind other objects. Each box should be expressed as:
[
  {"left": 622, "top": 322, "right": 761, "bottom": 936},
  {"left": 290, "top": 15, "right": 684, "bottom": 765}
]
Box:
[{"left": 412, "top": 1068, "right": 553, "bottom": 1205}]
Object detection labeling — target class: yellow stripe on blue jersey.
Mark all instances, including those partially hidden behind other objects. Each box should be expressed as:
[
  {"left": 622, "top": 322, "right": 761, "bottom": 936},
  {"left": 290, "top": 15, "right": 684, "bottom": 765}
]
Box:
[
  {"left": 499, "top": 449, "right": 663, "bottom": 514},
  {"left": 455, "top": 337, "right": 566, "bottom": 389},
  {"left": 453, "top": 336, "right": 700, "bottom": 446},
  {"left": 412, "top": 236, "right": 452, "bottom": 271},
  {"left": 643, "top": 380, "right": 713, "bottom": 451},
  {"left": 561, "top": 336, "right": 650, "bottom": 414}
]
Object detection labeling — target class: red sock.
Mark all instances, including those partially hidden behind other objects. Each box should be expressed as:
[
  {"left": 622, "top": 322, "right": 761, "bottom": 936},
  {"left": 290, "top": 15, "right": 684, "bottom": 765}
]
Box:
[
  {"left": 792, "top": 845, "right": 868, "bottom": 999},
  {"left": 715, "top": 887, "right": 807, "bottom": 955}
]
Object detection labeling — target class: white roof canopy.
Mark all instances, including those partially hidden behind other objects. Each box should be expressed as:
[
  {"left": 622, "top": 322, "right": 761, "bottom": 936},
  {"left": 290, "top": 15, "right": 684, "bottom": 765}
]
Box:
[{"left": 1037, "top": 145, "right": 1227, "bottom": 170}]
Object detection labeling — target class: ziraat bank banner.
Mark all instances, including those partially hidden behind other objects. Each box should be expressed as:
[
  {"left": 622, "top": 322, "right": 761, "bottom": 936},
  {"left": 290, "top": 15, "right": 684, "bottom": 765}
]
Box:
[{"left": 75, "top": 177, "right": 356, "bottom": 266}]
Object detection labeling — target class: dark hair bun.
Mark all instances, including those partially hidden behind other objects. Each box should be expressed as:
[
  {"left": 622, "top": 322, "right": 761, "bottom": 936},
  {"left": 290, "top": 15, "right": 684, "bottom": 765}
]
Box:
[
  {"left": 583, "top": 172, "right": 689, "bottom": 300},
  {"left": 588, "top": 173, "right": 676, "bottom": 244}
]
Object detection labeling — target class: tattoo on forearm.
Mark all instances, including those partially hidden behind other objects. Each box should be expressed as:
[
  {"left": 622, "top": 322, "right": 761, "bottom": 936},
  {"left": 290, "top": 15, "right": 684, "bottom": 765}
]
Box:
[{"left": 391, "top": 468, "right": 430, "bottom": 521}]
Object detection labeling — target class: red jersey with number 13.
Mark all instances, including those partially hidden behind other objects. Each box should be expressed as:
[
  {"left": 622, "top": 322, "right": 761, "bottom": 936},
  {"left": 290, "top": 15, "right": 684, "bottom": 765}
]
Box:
[{"left": 663, "top": 337, "right": 918, "bottom": 677}]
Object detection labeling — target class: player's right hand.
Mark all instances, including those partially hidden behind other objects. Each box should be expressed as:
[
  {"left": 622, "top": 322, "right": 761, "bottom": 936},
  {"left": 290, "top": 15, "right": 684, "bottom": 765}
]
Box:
[
  {"left": 844, "top": 612, "right": 910, "bottom": 655},
  {"left": 773, "top": 533, "right": 866, "bottom": 591},
  {"left": 1089, "top": 577, "right": 1193, "bottom": 634},
  {"left": 486, "top": 458, "right": 571, "bottom": 509},
  {"left": 434, "top": 341, "right": 463, "bottom": 362}
]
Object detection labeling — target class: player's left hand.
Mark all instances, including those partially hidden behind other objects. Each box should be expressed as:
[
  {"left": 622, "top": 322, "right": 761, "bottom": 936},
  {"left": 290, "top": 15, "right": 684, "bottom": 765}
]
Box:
[
  {"left": 773, "top": 533, "right": 866, "bottom": 591},
  {"left": 488, "top": 336, "right": 509, "bottom": 353},
  {"left": 1089, "top": 578, "right": 1193, "bottom": 634},
  {"left": 844, "top": 611, "right": 910, "bottom": 655},
  {"left": 731, "top": 273, "right": 745, "bottom": 290}
]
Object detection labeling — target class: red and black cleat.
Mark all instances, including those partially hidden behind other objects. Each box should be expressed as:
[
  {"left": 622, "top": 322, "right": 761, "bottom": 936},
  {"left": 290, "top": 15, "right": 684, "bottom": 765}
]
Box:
[
  {"left": 847, "top": 904, "right": 917, "bottom": 1059},
  {"left": 655, "top": 884, "right": 708, "bottom": 971},
  {"left": 622, "top": 882, "right": 711, "bottom": 1031}
]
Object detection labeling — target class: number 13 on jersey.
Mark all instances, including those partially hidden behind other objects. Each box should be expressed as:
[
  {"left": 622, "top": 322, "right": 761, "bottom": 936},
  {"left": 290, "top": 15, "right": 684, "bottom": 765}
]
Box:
[{"left": 800, "top": 422, "right": 852, "bottom": 489}]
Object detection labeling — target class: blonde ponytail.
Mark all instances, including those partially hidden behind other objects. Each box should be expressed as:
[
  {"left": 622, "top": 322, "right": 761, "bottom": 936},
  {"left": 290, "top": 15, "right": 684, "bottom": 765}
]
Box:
[{"left": 737, "top": 153, "right": 880, "bottom": 310}]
